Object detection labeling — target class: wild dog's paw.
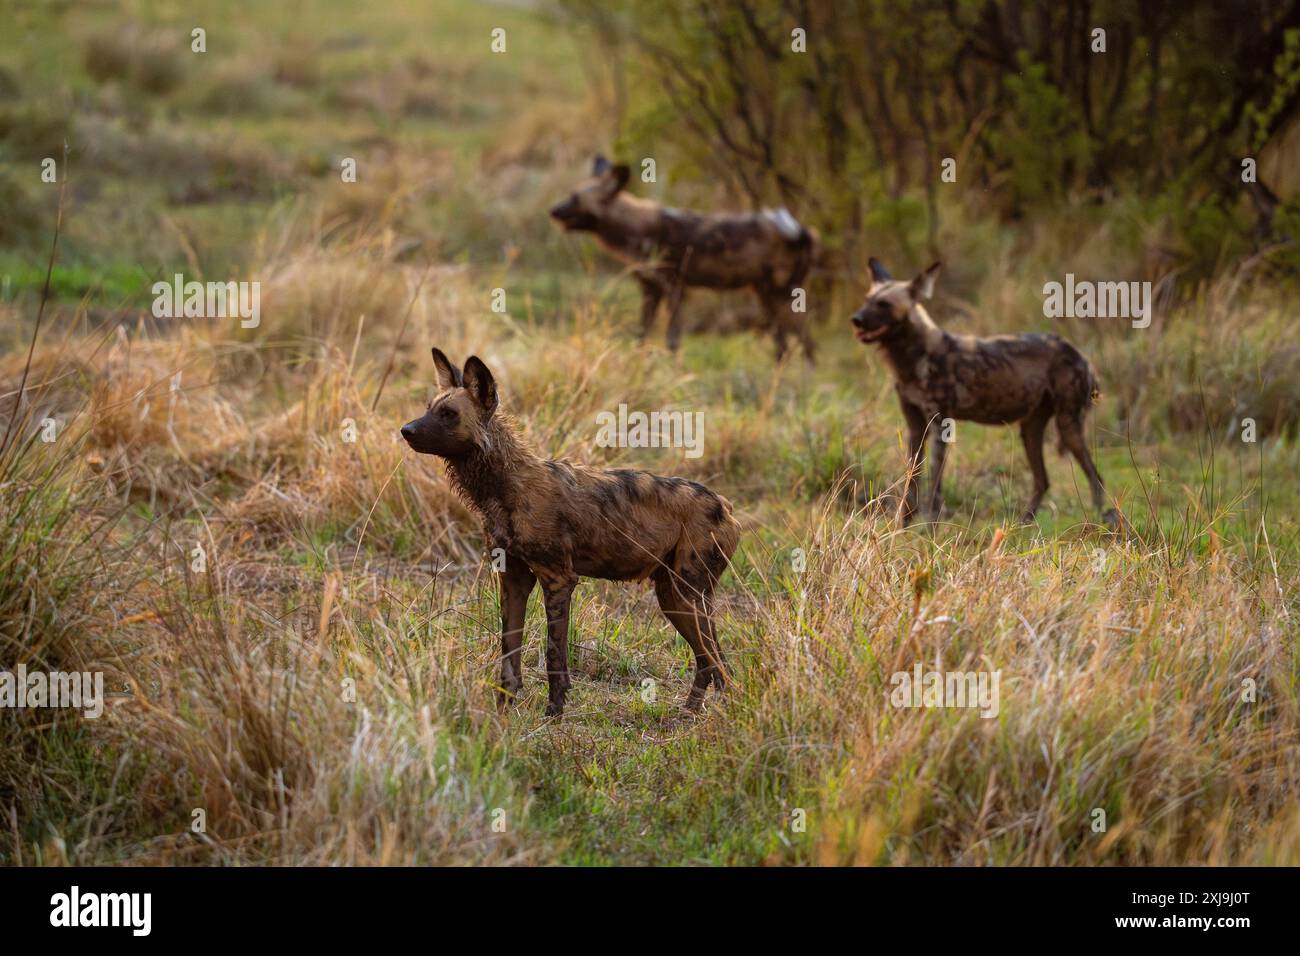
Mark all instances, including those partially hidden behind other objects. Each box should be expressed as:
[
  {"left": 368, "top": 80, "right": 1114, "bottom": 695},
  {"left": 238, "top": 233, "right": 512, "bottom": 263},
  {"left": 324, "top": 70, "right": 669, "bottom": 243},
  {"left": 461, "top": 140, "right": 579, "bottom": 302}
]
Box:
[
  {"left": 1102, "top": 508, "right": 1122, "bottom": 532},
  {"left": 496, "top": 683, "right": 522, "bottom": 712}
]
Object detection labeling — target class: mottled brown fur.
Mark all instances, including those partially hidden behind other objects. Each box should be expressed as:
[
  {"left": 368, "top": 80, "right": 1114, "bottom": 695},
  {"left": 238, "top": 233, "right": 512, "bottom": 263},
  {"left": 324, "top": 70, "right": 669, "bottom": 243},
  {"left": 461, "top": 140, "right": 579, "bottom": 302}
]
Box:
[
  {"left": 550, "top": 155, "right": 816, "bottom": 362},
  {"left": 851, "top": 259, "right": 1118, "bottom": 528},
  {"left": 400, "top": 349, "right": 741, "bottom": 716}
]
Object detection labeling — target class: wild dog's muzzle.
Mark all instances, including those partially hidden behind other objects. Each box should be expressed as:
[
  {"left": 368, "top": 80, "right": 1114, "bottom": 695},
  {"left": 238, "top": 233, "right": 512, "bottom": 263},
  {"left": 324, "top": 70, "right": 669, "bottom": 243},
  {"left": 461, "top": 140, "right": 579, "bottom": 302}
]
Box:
[
  {"left": 549, "top": 198, "right": 577, "bottom": 224},
  {"left": 851, "top": 313, "right": 889, "bottom": 343}
]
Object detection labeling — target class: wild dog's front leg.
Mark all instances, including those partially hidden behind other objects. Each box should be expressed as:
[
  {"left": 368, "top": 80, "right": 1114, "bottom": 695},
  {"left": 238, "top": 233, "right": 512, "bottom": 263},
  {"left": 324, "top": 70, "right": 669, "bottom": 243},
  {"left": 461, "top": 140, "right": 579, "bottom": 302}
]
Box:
[
  {"left": 897, "top": 399, "right": 928, "bottom": 527},
  {"left": 663, "top": 280, "right": 687, "bottom": 352},
  {"left": 927, "top": 424, "right": 949, "bottom": 521},
  {"left": 497, "top": 557, "right": 535, "bottom": 710},
  {"left": 535, "top": 568, "right": 577, "bottom": 717}
]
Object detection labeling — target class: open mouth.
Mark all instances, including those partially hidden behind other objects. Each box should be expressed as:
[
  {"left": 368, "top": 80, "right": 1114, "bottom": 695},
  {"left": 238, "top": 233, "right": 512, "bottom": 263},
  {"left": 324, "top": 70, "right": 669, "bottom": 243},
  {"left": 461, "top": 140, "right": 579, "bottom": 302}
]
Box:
[{"left": 854, "top": 325, "right": 888, "bottom": 343}]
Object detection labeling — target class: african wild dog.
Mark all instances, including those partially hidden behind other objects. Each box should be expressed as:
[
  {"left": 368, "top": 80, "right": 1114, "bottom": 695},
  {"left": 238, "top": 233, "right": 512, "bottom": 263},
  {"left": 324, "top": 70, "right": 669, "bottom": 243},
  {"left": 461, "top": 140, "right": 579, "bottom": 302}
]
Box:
[
  {"left": 851, "top": 259, "right": 1119, "bottom": 528},
  {"left": 549, "top": 155, "right": 817, "bottom": 362},
  {"left": 400, "top": 349, "right": 741, "bottom": 717}
]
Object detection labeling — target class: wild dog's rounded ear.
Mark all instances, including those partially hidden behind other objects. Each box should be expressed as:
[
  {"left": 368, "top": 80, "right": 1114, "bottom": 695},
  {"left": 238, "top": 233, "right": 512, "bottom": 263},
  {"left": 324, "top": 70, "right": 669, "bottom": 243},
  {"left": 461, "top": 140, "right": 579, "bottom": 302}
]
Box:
[
  {"left": 592, "top": 154, "right": 612, "bottom": 176},
  {"left": 909, "top": 262, "right": 941, "bottom": 300},
  {"left": 461, "top": 356, "right": 498, "bottom": 417},
  {"left": 868, "top": 258, "right": 893, "bottom": 285},
  {"left": 599, "top": 163, "right": 630, "bottom": 202},
  {"left": 431, "top": 347, "right": 463, "bottom": 389}
]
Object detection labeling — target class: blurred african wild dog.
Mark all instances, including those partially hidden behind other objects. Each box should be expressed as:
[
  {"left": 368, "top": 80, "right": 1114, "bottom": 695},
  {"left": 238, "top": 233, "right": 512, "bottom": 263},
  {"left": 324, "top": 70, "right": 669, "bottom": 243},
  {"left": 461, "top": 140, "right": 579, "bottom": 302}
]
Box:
[
  {"left": 550, "top": 155, "right": 817, "bottom": 362},
  {"left": 851, "top": 259, "right": 1119, "bottom": 529},
  {"left": 400, "top": 349, "right": 741, "bottom": 717}
]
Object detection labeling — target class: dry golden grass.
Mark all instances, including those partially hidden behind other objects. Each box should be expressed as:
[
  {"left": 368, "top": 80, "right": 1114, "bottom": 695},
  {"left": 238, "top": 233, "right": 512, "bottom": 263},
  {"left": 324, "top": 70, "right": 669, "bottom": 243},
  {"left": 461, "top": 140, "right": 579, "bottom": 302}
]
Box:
[
  {"left": 2, "top": 212, "right": 1296, "bottom": 864},
  {"left": 2, "top": 0, "right": 1296, "bottom": 859}
]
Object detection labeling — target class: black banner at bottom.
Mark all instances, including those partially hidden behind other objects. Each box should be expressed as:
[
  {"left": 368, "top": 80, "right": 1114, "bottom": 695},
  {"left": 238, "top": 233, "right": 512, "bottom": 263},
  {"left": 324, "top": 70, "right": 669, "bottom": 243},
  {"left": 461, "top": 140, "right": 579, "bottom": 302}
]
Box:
[{"left": 0, "top": 865, "right": 1281, "bottom": 943}]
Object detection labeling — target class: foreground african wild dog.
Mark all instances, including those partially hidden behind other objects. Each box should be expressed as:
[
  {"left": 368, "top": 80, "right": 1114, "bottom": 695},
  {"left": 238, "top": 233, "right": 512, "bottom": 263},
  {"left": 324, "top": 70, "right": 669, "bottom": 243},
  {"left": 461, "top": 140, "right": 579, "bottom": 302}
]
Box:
[
  {"left": 550, "top": 155, "right": 817, "bottom": 362},
  {"left": 851, "top": 259, "right": 1119, "bottom": 528},
  {"left": 400, "top": 349, "right": 741, "bottom": 717}
]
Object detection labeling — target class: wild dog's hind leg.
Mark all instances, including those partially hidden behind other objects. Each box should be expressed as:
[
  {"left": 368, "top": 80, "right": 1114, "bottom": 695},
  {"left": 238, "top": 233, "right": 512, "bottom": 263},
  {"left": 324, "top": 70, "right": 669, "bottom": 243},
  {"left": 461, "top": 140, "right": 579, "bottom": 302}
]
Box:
[
  {"left": 663, "top": 280, "right": 687, "bottom": 352},
  {"left": 635, "top": 273, "right": 665, "bottom": 343},
  {"left": 770, "top": 283, "right": 816, "bottom": 366},
  {"left": 498, "top": 557, "right": 536, "bottom": 709},
  {"left": 687, "top": 564, "right": 728, "bottom": 692},
  {"left": 1018, "top": 401, "right": 1053, "bottom": 522},
  {"left": 535, "top": 567, "right": 576, "bottom": 717},
  {"left": 652, "top": 568, "right": 722, "bottom": 710},
  {"left": 756, "top": 285, "right": 790, "bottom": 361},
  {"left": 796, "top": 306, "right": 816, "bottom": 366},
  {"left": 691, "top": 541, "right": 733, "bottom": 694},
  {"left": 697, "top": 593, "right": 727, "bottom": 693},
  {"left": 1056, "top": 413, "right": 1117, "bottom": 526}
]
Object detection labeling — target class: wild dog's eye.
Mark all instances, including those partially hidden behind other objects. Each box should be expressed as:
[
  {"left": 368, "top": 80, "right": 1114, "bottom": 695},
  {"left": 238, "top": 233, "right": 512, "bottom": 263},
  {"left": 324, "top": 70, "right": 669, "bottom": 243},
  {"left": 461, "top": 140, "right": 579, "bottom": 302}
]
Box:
[{"left": 439, "top": 406, "right": 458, "bottom": 422}]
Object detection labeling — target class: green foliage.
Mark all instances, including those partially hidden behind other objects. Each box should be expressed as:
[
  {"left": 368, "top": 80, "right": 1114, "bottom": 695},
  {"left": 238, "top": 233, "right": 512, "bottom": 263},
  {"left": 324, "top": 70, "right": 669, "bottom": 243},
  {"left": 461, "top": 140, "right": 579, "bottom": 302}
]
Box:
[
  {"left": 563, "top": 0, "right": 1300, "bottom": 283},
  {"left": 1245, "top": 28, "right": 1300, "bottom": 150},
  {"left": 82, "top": 26, "right": 185, "bottom": 96},
  {"left": 988, "top": 55, "right": 1092, "bottom": 207},
  {"left": 0, "top": 103, "right": 71, "bottom": 163},
  {"left": 0, "top": 170, "right": 45, "bottom": 250}
]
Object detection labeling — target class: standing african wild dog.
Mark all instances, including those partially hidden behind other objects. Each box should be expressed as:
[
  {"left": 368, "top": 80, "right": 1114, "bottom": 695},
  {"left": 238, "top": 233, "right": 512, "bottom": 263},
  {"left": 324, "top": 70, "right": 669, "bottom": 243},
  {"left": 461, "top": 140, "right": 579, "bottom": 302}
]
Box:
[
  {"left": 400, "top": 349, "right": 741, "bottom": 717},
  {"left": 851, "top": 258, "right": 1119, "bottom": 528},
  {"left": 549, "top": 155, "right": 817, "bottom": 362}
]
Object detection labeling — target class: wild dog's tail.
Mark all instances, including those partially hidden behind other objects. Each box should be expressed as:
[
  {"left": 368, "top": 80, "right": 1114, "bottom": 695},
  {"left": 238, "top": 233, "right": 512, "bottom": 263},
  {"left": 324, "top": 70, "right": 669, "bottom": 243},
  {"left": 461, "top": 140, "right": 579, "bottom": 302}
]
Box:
[
  {"left": 1052, "top": 342, "right": 1101, "bottom": 455},
  {"left": 678, "top": 492, "right": 741, "bottom": 590},
  {"left": 1085, "top": 361, "right": 1101, "bottom": 409}
]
